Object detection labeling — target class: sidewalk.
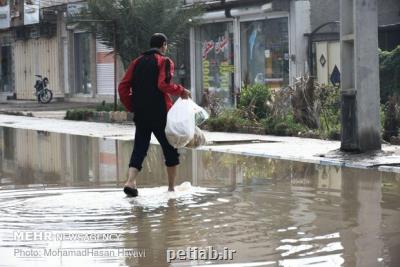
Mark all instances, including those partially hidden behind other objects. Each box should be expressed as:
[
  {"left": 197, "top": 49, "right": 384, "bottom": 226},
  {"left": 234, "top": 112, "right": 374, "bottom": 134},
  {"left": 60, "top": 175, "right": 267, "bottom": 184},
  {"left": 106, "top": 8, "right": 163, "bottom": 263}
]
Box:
[
  {"left": 1, "top": 114, "right": 399, "bottom": 174},
  {"left": 0, "top": 100, "right": 98, "bottom": 119}
]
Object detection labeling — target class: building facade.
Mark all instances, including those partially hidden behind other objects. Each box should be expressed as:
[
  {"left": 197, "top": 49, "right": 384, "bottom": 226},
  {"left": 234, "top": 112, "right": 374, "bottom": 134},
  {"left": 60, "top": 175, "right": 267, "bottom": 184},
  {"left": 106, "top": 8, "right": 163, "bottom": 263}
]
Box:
[
  {"left": 1, "top": 0, "right": 399, "bottom": 103},
  {"left": 186, "top": 0, "right": 311, "bottom": 106},
  {"left": 0, "top": 0, "right": 119, "bottom": 102},
  {"left": 186, "top": 0, "right": 400, "bottom": 104},
  {"left": 309, "top": 0, "right": 400, "bottom": 85}
]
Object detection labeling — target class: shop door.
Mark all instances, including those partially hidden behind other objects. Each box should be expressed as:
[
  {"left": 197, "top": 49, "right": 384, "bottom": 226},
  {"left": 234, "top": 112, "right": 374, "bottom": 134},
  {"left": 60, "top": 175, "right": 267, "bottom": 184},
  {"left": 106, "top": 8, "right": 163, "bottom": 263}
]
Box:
[
  {"left": 14, "top": 38, "right": 62, "bottom": 99},
  {"left": 196, "top": 22, "right": 235, "bottom": 106},
  {"left": 74, "top": 32, "right": 93, "bottom": 95},
  {"left": 315, "top": 41, "right": 341, "bottom": 86},
  {"left": 0, "top": 45, "right": 12, "bottom": 92}
]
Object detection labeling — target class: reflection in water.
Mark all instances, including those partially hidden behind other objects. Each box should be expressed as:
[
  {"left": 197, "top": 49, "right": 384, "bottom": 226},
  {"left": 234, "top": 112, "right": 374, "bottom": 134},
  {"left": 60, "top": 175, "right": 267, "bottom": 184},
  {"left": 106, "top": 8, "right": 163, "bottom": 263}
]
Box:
[{"left": 0, "top": 127, "right": 399, "bottom": 267}]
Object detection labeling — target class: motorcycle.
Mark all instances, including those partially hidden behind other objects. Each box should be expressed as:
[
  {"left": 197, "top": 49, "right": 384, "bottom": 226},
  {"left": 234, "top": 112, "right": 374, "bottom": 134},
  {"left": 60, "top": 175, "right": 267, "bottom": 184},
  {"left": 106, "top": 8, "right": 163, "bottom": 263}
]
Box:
[{"left": 34, "top": 75, "right": 53, "bottom": 104}]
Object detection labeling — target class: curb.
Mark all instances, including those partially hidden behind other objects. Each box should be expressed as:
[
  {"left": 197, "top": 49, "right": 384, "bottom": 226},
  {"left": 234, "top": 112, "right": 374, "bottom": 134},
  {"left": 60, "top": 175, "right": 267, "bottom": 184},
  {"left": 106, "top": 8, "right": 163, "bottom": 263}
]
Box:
[{"left": 65, "top": 110, "right": 134, "bottom": 123}]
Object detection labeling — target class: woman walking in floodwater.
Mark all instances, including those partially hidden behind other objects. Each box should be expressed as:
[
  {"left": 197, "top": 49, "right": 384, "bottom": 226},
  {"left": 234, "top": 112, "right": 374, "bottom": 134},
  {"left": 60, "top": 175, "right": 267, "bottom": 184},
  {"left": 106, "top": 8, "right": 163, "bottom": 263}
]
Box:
[{"left": 118, "top": 33, "right": 191, "bottom": 197}]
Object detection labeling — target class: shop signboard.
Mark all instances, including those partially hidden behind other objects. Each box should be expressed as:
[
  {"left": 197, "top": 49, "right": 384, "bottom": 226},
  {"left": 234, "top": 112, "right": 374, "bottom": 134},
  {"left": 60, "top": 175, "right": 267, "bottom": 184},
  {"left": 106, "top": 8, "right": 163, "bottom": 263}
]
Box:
[
  {"left": 67, "top": 2, "right": 87, "bottom": 18},
  {"left": 0, "top": 0, "right": 10, "bottom": 29},
  {"left": 24, "top": 0, "right": 39, "bottom": 25},
  {"left": 199, "top": 23, "right": 235, "bottom": 106}
]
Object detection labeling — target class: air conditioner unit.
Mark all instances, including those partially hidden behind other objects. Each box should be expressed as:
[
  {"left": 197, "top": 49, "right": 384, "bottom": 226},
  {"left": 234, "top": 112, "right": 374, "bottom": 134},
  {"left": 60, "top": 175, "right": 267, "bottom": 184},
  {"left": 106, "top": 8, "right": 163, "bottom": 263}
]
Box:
[
  {"left": 14, "top": 27, "right": 29, "bottom": 41},
  {"left": 30, "top": 26, "right": 40, "bottom": 39},
  {"left": 41, "top": 9, "right": 57, "bottom": 23},
  {"left": 40, "top": 23, "right": 57, "bottom": 38}
]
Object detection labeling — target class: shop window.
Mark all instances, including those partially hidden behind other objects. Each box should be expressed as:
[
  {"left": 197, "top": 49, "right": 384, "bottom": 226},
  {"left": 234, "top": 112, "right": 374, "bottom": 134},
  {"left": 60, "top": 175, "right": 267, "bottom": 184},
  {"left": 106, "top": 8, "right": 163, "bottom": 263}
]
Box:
[
  {"left": 11, "top": 0, "right": 20, "bottom": 18},
  {"left": 74, "top": 32, "right": 93, "bottom": 95},
  {"left": 169, "top": 35, "right": 190, "bottom": 88},
  {"left": 3, "top": 128, "right": 15, "bottom": 160},
  {"left": 0, "top": 45, "right": 12, "bottom": 93},
  {"left": 196, "top": 22, "right": 235, "bottom": 106},
  {"left": 240, "top": 18, "right": 289, "bottom": 88}
]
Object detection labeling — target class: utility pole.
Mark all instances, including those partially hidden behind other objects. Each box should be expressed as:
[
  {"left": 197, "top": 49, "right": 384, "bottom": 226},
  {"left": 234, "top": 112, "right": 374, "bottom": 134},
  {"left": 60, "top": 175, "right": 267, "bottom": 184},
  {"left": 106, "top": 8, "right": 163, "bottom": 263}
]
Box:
[{"left": 340, "top": 0, "right": 381, "bottom": 152}]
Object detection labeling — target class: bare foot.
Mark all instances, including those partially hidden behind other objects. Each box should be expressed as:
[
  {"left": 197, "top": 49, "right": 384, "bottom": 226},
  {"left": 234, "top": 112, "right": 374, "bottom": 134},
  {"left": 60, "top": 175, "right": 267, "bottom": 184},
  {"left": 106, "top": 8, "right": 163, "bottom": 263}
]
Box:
[{"left": 124, "top": 180, "right": 137, "bottom": 189}]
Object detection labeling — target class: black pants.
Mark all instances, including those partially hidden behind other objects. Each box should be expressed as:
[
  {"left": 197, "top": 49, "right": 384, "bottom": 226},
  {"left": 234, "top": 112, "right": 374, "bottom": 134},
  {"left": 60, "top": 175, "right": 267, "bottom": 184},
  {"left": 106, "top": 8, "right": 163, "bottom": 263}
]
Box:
[{"left": 129, "top": 122, "right": 179, "bottom": 171}]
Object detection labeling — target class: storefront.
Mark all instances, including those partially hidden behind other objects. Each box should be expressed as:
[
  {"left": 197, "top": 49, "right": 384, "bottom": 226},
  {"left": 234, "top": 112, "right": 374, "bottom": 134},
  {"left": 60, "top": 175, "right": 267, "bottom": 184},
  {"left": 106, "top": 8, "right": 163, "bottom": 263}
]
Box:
[
  {"left": 0, "top": 39, "right": 12, "bottom": 93},
  {"left": 73, "top": 31, "right": 94, "bottom": 95},
  {"left": 194, "top": 21, "right": 235, "bottom": 105},
  {"left": 191, "top": 7, "right": 290, "bottom": 106},
  {"left": 66, "top": 2, "right": 99, "bottom": 99},
  {"left": 240, "top": 17, "right": 289, "bottom": 88},
  {"left": 96, "top": 40, "right": 115, "bottom": 96},
  {"left": 0, "top": 0, "right": 14, "bottom": 96}
]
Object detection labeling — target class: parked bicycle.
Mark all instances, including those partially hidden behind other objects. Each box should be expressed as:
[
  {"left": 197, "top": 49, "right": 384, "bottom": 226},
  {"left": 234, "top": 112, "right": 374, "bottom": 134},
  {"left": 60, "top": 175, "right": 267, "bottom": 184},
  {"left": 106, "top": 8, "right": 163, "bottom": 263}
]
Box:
[{"left": 34, "top": 75, "right": 53, "bottom": 104}]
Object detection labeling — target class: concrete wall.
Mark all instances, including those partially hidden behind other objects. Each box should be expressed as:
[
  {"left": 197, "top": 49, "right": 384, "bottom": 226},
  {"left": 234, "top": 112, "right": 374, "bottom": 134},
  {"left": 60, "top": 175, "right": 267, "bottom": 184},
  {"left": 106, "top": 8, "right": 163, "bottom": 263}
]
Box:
[
  {"left": 310, "top": 0, "right": 340, "bottom": 32},
  {"left": 289, "top": 0, "right": 311, "bottom": 78},
  {"left": 378, "top": 0, "right": 400, "bottom": 25},
  {"left": 310, "top": 0, "right": 400, "bottom": 31}
]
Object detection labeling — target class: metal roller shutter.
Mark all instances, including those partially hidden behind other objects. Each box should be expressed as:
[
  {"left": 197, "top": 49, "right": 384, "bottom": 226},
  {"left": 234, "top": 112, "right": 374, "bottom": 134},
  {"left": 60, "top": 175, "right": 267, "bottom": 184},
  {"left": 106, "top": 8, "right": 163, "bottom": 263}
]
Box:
[{"left": 96, "top": 40, "right": 115, "bottom": 95}]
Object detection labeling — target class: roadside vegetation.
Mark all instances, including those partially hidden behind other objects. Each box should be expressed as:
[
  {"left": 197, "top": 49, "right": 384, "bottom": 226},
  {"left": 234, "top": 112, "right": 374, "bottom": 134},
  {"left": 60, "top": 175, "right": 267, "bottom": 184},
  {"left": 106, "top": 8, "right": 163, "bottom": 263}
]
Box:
[
  {"left": 380, "top": 45, "right": 400, "bottom": 143},
  {"left": 65, "top": 101, "right": 126, "bottom": 121},
  {"left": 202, "top": 45, "right": 400, "bottom": 142},
  {"left": 202, "top": 77, "right": 340, "bottom": 140}
]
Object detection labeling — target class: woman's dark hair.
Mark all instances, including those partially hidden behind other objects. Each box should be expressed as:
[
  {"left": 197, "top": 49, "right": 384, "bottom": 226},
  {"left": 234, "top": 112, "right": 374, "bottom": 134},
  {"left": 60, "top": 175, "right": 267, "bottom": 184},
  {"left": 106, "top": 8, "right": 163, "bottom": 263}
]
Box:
[{"left": 150, "top": 33, "right": 168, "bottom": 48}]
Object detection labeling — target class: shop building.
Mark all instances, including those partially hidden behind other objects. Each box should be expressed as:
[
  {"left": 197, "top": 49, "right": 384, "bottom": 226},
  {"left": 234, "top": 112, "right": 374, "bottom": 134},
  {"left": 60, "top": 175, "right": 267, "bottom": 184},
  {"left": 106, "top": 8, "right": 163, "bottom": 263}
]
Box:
[
  {"left": 0, "top": 0, "right": 119, "bottom": 102},
  {"left": 2, "top": 0, "right": 398, "bottom": 104},
  {"left": 308, "top": 0, "right": 400, "bottom": 85},
  {"left": 186, "top": 0, "right": 311, "bottom": 106},
  {"left": 186, "top": 0, "right": 400, "bottom": 105}
]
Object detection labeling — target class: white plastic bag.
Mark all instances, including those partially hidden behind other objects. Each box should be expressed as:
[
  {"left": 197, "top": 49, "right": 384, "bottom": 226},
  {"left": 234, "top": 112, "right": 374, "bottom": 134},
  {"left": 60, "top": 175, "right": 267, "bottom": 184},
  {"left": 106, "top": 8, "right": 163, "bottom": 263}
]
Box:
[
  {"left": 186, "top": 126, "right": 207, "bottom": 148},
  {"left": 191, "top": 101, "right": 210, "bottom": 126},
  {"left": 165, "top": 98, "right": 196, "bottom": 148}
]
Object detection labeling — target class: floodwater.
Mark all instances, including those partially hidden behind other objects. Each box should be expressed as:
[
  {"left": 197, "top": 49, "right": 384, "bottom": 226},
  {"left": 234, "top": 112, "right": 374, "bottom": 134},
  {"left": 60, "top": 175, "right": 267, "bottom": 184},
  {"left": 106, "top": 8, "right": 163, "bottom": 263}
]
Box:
[{"left": 0, "top": 127, "right": 399, "bottom": 267}]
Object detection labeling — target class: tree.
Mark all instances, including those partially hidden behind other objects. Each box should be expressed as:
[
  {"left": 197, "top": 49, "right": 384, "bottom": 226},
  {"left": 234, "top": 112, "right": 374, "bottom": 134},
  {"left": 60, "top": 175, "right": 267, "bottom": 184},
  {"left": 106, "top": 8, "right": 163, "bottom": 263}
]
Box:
[{"left": 70, "top": 0, "right": 202, "bottom": 68}]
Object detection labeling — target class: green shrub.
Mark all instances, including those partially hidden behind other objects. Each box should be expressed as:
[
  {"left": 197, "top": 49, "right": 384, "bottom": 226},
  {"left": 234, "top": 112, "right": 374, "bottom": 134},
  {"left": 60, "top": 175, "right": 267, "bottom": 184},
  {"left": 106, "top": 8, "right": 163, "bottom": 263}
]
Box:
[
  {"left": 381, "top": 104, "right": 386, "bottom": 130},
  {"left": 327, "top": 126, "right": 341, "bottom": 140},
  {"left": 318, "top": 85, "right": 341, "bottom": 137},
  {"left": 204, "top": 108, "right": 253, "bottom": 132},
  {"left": 96, "top": 101, "right": 125, "bottom": 112},
  {"left": 239, "top": 84, "right": 271, "bottom": 120},
  {"left": 382, "top": 96, "right": 400, "bottom": 141},
  {"left": 263, "top": 114, "right": 307, "bottom": 136},
  {"left": 65, "top": 109, "right": 94, "bottom": 121},
  {"left": 379, "top": 46, "right": 400, "bottom": 103}
]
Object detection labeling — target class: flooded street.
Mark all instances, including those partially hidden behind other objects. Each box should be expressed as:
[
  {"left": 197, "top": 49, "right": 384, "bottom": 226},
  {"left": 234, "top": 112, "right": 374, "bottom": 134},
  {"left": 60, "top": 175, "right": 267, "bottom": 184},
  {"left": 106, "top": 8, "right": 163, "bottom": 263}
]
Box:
[{"left": 0, "top": 127, "right": 399, "bottom": 267}]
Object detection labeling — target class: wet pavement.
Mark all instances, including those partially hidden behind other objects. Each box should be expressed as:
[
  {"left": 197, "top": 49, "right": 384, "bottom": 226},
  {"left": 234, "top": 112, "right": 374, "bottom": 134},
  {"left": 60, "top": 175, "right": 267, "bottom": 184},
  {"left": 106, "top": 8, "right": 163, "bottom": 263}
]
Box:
[
  {"left": 0, "top": 101, "right": 99, "bottom": 120},
  {"left": 0, "top": 127, "right": 399, "bottom": 267},
  {"left": 1, "top": 114, "right": 400, "bottom": 173},
  {"left": 0, "top": 100, "right": 98, "bottom": 112}
]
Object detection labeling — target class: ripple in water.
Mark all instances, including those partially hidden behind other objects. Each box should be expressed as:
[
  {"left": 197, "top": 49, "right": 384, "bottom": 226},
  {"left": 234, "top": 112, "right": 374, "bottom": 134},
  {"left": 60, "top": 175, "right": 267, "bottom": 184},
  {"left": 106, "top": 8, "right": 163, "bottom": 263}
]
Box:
[{"left": 0, "top": 182, "right": 220, "bottom": 266}]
